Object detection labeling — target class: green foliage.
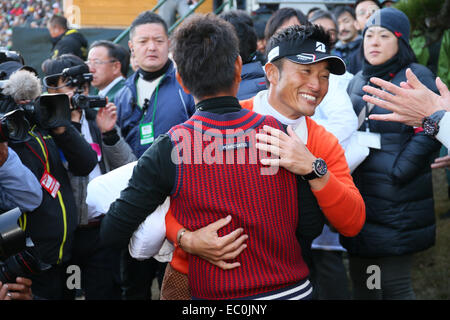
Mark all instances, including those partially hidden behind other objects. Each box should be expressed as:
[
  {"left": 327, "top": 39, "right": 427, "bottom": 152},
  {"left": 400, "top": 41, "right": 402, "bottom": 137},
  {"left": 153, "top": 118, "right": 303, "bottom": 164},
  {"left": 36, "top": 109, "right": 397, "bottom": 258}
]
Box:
[{"left": 395, "top": 0, "right": 449, "bottom": 40}]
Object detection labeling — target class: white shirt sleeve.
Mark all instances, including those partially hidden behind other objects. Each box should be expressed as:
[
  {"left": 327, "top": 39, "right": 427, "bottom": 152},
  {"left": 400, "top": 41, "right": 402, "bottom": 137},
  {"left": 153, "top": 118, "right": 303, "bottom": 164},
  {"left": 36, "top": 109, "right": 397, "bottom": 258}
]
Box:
[
  {"left": 311, "top": 72, "right": 357, "bottom": 148},
  {"left": 86, "top": 161, "right": 172, "bottom": 261},
  {"left": 128, "top": 197, "right": 173, "bottom": 262},
  {"left": 436, "top": 112, "right": 450, "bottom": 149},
  {"left": 86, "top": 161, "right": 137, "bottom": 216},
  {"left": 311, "top": 72, "right": 369, "bottom": 172}
]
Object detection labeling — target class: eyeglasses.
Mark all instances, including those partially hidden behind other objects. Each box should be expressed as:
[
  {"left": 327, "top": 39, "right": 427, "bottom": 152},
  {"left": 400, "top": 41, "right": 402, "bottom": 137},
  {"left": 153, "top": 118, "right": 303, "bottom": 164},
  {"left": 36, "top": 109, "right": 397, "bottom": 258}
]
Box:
[
  {"left": 85, "top": 59, "right": 118, "bottom": 66},
  {"left": 356, "top": 7, "right": 379, "bottom": 18}
]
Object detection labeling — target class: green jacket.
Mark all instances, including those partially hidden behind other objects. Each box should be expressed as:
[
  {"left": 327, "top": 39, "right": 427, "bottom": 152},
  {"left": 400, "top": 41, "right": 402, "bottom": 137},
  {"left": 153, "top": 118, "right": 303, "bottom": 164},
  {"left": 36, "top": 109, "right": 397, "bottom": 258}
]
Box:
[{"left": 105, "top": 78, "right": 126, "bottom": 102}]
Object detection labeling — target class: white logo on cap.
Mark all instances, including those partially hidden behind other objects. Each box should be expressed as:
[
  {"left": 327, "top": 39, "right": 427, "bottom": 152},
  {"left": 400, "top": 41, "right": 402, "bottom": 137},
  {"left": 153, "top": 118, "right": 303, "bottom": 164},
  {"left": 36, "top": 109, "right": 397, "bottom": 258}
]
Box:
[
  {"left": 315, "top": 42, "right": 326, "bottom": 53},
  {"left": 296, "top": 54, "right": 316, "bottom": 62}
]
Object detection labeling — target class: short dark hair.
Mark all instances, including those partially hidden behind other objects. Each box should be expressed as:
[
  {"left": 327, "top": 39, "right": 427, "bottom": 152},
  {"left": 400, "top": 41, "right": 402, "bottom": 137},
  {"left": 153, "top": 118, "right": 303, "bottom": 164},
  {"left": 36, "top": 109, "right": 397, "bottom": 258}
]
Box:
[
  {"left": 333, "top": 6, "right": 356, "bottom": 20},
  {"left": 266, "top": 24, "right": 331, "bottom": 73},
  {"left": 265, "top": 7, "right": 308, "bottom": 41},
  {"left": 309, "top": 10, "right": 337, "bottom": 29},
  {"left": 89, "top": 40, "right": 130, "bottom": 77},
  {"left": 307, "top": 7, "right": 321, "bottom": 18},
  {"left": 42, "top": 54, "right": 86, "bottom": 87},
  {"left": 129, "top": 11, "right": 168, "bottom": 39},
  {"left": 48, "top": 14, "right": 68, "bottom": 30},
  {"left": 355, "top": 0, "right": 381, "bottom": 10},
  {"left": 171, "top": 14, "right": 239, "bottom": 99},
  {"left": 219, "top": 10, "right": 257, "bottom": 64}
]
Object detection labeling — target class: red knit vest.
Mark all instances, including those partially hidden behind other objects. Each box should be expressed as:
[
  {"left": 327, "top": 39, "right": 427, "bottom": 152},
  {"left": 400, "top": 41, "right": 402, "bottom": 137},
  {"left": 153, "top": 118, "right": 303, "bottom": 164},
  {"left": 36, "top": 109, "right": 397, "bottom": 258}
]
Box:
[{"left": 168, "top": 108, "right": 309, "bottom": 299}]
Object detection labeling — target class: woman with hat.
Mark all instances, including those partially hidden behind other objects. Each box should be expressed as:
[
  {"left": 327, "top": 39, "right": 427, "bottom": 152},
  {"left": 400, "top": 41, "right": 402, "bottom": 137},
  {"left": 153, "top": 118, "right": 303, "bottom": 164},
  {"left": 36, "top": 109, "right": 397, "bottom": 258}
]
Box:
[{"left": 342, "top": 7, "right": 441, "bottom": 299}]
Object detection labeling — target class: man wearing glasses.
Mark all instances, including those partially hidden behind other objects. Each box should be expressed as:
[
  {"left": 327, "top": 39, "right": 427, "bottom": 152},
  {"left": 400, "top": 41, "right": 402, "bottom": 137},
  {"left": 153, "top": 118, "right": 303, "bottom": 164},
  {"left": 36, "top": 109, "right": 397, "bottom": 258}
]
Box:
[
  {"left": 86, "top": 41, "right": 129, "bottom": 102},
  {"left": 354, "top": 0, "right": 381, "bottom": 32},
  {"left": 345, "top": 0, "right": 381, "bottom": 74}
]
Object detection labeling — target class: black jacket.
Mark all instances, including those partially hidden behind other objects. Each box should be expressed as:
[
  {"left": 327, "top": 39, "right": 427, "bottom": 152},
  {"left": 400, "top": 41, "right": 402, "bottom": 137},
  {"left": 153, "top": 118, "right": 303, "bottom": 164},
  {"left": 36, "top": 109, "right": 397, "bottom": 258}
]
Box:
[
  {"left": 341, "top": 63, "right": 441, "bottom": 258},
  {"left": 51, "top": 29, "right": 88, "bottom": 60},
  {"left": 9, "top": 125, "right": 97, "bottom": 265},
  {"left": 238, "top": 61, "right": 267, "bottom": 100}
]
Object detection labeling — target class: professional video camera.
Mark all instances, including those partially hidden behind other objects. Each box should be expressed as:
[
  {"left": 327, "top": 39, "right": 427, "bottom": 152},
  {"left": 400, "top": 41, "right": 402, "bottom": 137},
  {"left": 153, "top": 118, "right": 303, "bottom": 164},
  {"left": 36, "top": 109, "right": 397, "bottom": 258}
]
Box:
[
  {"left": 43, "top": 64, "right": 107, "bottom": 110},
  {"left": 0, "top": 63, "right": 72, "bottom": 133},
  {"left": 0, "top": 208, "right": 49, "bottom": 283},
  {"left": 0, "top": 109, "right": 30, "bottom": 143}
]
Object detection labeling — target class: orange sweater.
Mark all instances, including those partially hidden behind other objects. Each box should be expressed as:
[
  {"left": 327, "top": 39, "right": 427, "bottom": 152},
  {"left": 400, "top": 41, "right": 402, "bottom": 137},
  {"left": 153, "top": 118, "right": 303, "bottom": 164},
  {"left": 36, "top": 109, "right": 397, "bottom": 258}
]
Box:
[{"left": 166, "top": 98, "right": 366, "bottom": 274}]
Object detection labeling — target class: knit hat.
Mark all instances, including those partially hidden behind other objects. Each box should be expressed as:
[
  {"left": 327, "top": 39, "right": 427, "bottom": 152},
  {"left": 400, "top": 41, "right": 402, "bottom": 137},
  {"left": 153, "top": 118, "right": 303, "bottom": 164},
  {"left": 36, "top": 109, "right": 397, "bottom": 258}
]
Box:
[{"left": 363, "top": 7, "right": 410, "bottom": 45}]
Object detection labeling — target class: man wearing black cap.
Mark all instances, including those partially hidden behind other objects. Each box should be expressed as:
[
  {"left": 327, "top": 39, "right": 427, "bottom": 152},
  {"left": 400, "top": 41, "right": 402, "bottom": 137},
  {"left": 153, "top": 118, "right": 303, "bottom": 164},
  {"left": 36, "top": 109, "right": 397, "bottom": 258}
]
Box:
[{"left": 240, "top": 25, "right": 365, "bottom": 278}]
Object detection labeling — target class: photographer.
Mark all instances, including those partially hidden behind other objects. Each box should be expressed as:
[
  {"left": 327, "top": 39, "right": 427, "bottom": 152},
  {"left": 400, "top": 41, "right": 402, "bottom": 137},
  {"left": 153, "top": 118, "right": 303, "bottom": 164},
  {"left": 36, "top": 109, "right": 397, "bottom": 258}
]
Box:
[
  {"left": 42, "top": 54, "right": 136, "bottom": 299},
  {"left": 0, "top": 143, "right": 42, "bottom": 212},
  {"left": 0, "top": 59, "right": 98, "bottom": 300}
]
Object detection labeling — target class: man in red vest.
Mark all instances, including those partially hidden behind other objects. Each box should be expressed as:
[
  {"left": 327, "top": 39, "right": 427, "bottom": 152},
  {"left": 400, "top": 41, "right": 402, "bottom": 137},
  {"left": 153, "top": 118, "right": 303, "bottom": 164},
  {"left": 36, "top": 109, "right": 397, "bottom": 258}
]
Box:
[{"left": 101, "top": 16, "right": 365, "bottom": 300}]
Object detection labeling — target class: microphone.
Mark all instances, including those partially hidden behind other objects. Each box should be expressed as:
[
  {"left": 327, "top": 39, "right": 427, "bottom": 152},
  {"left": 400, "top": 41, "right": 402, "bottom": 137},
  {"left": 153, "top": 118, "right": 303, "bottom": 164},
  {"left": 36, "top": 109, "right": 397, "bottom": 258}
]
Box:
[{"left": 1, "top": 70, "right": 41, "bottom": 102}]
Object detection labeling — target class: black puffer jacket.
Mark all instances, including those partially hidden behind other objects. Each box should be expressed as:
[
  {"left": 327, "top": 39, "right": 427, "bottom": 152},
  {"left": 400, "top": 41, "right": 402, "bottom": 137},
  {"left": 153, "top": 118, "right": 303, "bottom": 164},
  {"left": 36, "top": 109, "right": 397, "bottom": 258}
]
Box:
[{"left": 341, "top": 63, "right": 441, "bottom": 258}]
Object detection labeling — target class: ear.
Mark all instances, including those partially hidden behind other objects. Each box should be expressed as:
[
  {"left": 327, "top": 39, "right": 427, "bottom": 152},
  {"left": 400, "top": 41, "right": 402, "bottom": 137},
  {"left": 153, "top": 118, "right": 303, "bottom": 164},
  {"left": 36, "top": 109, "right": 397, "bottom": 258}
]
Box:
[
  {"left": 128, "top": 40, "right": 134, "bottom": 54},
  {"left": 176, "top": 71, "right": 190, "bottom": 95},
  {"left": 265, "top": 62, "right": 279, "bottom": 86},
  {"left": 235, "top": 55, "right": 243, "bottom": 85},
  {"left": 112, "top": 60, "right": 122, "bottom": 76}
]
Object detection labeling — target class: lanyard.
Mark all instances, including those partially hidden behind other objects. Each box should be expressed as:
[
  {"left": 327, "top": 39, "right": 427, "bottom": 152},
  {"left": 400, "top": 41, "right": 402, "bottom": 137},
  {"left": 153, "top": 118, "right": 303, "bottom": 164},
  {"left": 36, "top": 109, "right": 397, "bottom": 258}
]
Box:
[
  {"left": 138, "top": 74, "right": 164, "bottom": 124},
  {"left": 25, "top": 129, "right": 50, "bottom": 173},
  {"left": 359, "top": 78, "right": 394, "bottom": 131}
]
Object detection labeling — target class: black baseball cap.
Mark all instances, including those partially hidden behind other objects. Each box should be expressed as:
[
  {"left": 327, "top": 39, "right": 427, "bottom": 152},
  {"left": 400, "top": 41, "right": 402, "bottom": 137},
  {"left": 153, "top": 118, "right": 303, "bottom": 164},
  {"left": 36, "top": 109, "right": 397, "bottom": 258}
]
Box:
[
  {"left": 267, "top": 37, "right": 346, "bottom": 75},
  {"left": 0, "top": 61, "right": 38, "bottom": 80}
]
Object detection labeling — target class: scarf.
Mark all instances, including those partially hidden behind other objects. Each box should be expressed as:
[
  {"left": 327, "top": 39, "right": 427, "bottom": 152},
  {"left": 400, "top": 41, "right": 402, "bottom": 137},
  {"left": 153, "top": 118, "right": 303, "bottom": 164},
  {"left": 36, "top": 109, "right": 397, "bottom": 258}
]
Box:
[
  {"left": 138, "top": 59, "right": 172, "bottom": 81},
  {"left": 362, "top": 52, "right": 402, "bottom": 81}
]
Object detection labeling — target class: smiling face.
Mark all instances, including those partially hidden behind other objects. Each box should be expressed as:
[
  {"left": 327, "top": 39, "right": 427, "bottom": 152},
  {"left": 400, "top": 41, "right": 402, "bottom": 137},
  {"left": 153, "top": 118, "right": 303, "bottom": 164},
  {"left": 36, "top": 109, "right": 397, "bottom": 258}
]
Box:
[
  {"left": 128, "top": 23, "right": 169, "bottom": 72},
  {"left": 364, "top": 26, "right": 399, "bottom": 65},
  {"left": 266, "top": 59, "right": 330, "bottom": 119}
]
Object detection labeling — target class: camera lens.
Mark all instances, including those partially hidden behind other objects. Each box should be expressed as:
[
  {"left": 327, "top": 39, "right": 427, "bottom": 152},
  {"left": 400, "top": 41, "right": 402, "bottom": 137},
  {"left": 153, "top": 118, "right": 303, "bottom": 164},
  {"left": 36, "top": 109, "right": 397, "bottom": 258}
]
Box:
[
  {"left": 0, "top": 249, "right": 43, "bottom": 284},
  {"left": 6, "top": 118, "right": 18, "bottom": 138}
]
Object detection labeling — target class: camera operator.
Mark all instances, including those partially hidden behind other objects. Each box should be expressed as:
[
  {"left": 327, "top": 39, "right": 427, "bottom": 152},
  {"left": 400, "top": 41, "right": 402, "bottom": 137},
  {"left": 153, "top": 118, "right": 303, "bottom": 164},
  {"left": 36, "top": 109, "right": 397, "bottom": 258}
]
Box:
[
  {"left": 42, "top": 54, "right": 136, "bottom": 300},
  {"left": 0, "top": 59, "right": 98, "bottom": 300}
]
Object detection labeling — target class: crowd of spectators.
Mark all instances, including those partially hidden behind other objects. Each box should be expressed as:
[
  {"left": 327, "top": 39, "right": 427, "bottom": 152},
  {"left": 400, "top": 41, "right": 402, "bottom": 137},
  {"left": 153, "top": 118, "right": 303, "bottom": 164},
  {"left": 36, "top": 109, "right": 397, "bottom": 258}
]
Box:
[
  {"left": 0, "top": 0, "right": 61, "bottom": 49},
  {"left": 0, "top": 0, "right": 449, "bottom": 302}
]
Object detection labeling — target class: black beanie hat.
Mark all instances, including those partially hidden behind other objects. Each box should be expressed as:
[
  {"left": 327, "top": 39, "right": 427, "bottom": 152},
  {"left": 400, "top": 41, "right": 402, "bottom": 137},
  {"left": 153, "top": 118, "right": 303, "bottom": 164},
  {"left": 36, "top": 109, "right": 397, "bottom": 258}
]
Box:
[{"left": 363, "top": 7, "right": 410, "bottom": 46}]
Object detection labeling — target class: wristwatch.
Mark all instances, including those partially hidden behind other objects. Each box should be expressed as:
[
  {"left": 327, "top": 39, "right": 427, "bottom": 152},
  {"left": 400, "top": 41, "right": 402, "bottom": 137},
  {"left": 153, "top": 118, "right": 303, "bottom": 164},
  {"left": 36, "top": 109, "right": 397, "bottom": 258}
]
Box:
[
  {"left": 422, "top": 110, "right": 446, "bottom": 137},
  {"left": 301, "top": 158, "right": 327, "bottom": 180}
]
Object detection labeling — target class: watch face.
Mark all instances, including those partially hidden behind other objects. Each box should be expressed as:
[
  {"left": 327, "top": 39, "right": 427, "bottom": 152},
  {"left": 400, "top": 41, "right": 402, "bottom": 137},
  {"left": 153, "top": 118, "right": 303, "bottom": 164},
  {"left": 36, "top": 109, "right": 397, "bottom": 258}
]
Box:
[
  {"left": 314, "top": 158, "right": 327, "bottom": 176},
  {"left": 423, "top": 118, "right": 438, "bottom": 136}
]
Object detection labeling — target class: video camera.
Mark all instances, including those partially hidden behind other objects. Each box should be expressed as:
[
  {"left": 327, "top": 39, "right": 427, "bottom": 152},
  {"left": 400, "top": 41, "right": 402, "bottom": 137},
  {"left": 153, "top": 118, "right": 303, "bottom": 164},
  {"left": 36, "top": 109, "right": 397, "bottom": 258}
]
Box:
[
  {"left": 0, "top": 109, "right": 30, "bottom": 143},
  {"left": 0, "top": 208, "right": 49, "bottom": 283},
  {"left": 0, "top": 62, "right": 72, "bottom": 139},
  {"left": 43, "top": 64, "right": 107, "bottom": 110}
]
